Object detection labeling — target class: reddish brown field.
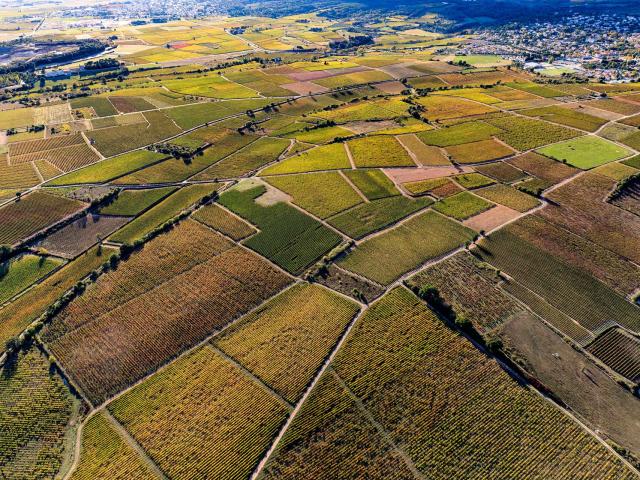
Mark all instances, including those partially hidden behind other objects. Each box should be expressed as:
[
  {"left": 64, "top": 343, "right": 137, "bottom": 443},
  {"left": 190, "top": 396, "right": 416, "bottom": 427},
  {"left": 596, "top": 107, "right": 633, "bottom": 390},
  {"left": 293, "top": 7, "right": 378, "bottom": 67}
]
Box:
[
  {"left": 43, "top": 222, "right": 291, "bottom": 404},
  {"left": 383, "top": 166, "right": 471, "bottom": 184},
  {"left": 505, "top": 214, "right": 640, "bottom": 296},
  {"left": 540, "top": 172, "right": 640, "bottom": 264},
  {"left": 463, "top": 204, "right": 521, "bottom": 232},
  {"left": 0, "top": 191, "right": 85, "bottom": 245}
]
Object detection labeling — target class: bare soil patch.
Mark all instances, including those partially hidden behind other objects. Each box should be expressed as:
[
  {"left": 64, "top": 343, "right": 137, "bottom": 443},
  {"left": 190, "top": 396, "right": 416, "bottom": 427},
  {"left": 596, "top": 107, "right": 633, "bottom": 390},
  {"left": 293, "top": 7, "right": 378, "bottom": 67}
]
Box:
[
  {"left": 38, "top": 214, "right": 131, "bottom": 258},
  {"left": 313, "top": 264, "right": 384, "bottom": 303},
  {"left": 500, "top": 312, "right": 640, "bottom": 456},
  {"left": 281, "top": 81, "right": 329, "bottom": 95},
  {"left": 463, "top": 204, "right": 520, "bottom": 232},
  {"left": 383, "top": 166, "right": 471, "bottom": 184},
  {"left": 375, "top": 81, "right": 406, "bottom": 94}
]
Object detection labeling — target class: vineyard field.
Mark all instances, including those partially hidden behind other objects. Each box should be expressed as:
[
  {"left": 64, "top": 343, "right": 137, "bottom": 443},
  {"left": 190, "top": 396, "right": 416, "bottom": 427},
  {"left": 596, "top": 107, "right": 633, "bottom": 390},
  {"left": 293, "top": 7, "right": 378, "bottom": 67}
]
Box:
[
  {"left": 338, "top": 210, "right": 475, "bottom": 284},
  {"left": 108, "top": 346, "right": 289, "bottom": 480},
  {"left": 214, "top": 283, "right": 360, "bottom": 403},
  {"left": 0, "top": 191, "right": 85, "bottom": 246}
]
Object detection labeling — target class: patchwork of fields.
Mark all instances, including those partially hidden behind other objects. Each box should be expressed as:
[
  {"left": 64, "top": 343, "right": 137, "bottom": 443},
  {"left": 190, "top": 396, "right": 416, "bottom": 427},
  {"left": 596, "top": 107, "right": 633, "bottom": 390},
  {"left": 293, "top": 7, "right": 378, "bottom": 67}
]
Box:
[{"left": 1, "top": 16, "right": 640, "bottom": 480}]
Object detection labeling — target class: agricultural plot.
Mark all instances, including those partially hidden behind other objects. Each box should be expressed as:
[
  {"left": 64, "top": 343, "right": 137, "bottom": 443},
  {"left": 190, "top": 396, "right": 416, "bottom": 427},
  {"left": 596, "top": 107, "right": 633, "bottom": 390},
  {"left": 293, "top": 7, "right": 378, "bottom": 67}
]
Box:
[
  {"left": 403, "top": 177, "right": 459, "bottom": 197},
  {"left": 507, "top": 214, "right": 640, "bottom": 297},
  {"left": 47, "top": 150, "right": 166, "bottom": 185},
  {"left": 584, "top": 98, "right": 640, "bottom": 116},
  {"left": 0, "top": 347, "right": 79, "bottom": 480},
  {"left": 328, "top": 196, "right": 432, "bottom": 239},
  {"left": 416, "top": 121, "right": 502, "bottom": 147},
  {"left": 215, "top": 283, "right": 360, "bottom": 403},
  {"left": 0, "top": 245, "right": 116, "bottom": 350},
  {"left": 0, "top": 156, "right": 40, "bottom": 189},
  {"left": 132, "top": 131, "right": 258, "bottom": 184},
  {"left": 446, "top": 138, "right": 514, "bottom": 163},
  {"left": 347, "top": 136, "right": 414, "bottom": 168},
  {"left": 108, "top": 96, "right": 155, "bottom": 114},
  {"left": 38, "top": 214, "right": 130, "bottom": 258},
  {"left": 475, "top": 161, "right": 526, "bottom": 183},
  {"left": 0, "top": 191, "right": 85, "bottom": 246},
  {"left": 338, "top": 210, "right": 474, "bottom": 284},
  {"left": 70, "top": 412, "right": 159, "bottom": 480},
  {"left": 396, "top": 134, "right": 450, "bottom": 166},
  {"left": 415, "top": 95, "right": 497, "bottom": 122},
  {"left": 312, "top": 263, "right": 386, "bottom": 303},
  {"left": 260, "top": 370, "right": 418, "bottom": 480},
  {"left": 44, "top": 221, "right": 291, "bottom": 404},
  {"left": 0, "top": 107, "right": 35, "bottom": 129},
  {"left": 192, "top": 203, "right": 256, "bottom": 240},
  {"left": 474, "top": 230, "right": 640, "bottom": 336},
  {"left": 219, "top": 184, "right": 342, "bottom": 274},
  {"left": 313, "top": 70, "right": 392, "bottom": 88},
  {"left": 195, "top": 136, "right": 290, "bottom": 179},
  {"left": 11, "top": 142, "right": 101, "bottom": 173},
  {"left": 70, "top": 97, "right": 118, "bottom": 117},
  {"left": 433, "top": 191, "right": 493, "bottom": 220},
  {"left": 0, "top": 254, "right": 63, "bottom": 305},
  {"left": 8, "top": 134, "right": 84, "bottom": 158},
  {"left": 407, "top": 252, "right": 523, "bottom": 333},
  {"left": 260, "top": 143, "right": 350, "bottom": 175},
  {"left": 453, "top": 172, "right": 495, "bottom": 189},
  {"left": 313, "top": 101, "right": 402, "bottom": 124},
  {"left": 506, "top": 81, "right": 565, "bottom": 98},
  {"left": 541, "top": 172, "right": 640, "bottom": 264},
  {"left": 475, "top": 184, "right": 540, "bottom": 212},
  {"left": 109, "top": 184, "right": 218, "bottom": 243},
  {"left": 286, "top": 125, "right": 352, "bottom": 145},
  {"left": 108, "top": 346, "right": 289, "bottom": 480},
  {"left": 521, "top": 105, "right": 607, "bottom": 132},
  {"left": 100, "top": 187, "right": 176, "bottom": 216},
  {"left": 265, "top": 172, "right": 363, "bottom": 219},
  {"left": 508, "top": 151, "right": 578, "bottom": 183},
  {"left": 86, "top": 110, "right": 182, "bottom": 157},
  {"left": 586, "top": 329, "right": 640, "bottom": 383},
  {"left": 163, "top": 74, "right": 258, "bottom": 99},
  {"left": 485, "top": 115, "right": 582, "bottom": 151},
  {"left": 262, "top": 287, "right": 637, "bottom": 480},
  {"left": 537, "top": 136, "right": 632, "bottom": 170},
  {"left": 342, "top": 169, "right": 399, "bottom": 200}
]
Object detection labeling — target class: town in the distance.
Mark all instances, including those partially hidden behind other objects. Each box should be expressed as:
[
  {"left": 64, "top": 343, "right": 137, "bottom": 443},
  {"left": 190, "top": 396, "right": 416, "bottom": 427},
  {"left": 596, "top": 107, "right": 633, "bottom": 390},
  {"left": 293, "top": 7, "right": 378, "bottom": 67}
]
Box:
[{"left": 0, "top": 0, "right": 639, "bottom": 479}]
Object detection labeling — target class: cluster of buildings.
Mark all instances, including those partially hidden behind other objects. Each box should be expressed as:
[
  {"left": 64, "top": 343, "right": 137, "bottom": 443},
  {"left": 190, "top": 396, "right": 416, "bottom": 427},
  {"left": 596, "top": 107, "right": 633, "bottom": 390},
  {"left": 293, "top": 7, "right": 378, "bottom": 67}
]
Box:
[{"left": 462, "top": 14, "right": 640, "bottom": 83}]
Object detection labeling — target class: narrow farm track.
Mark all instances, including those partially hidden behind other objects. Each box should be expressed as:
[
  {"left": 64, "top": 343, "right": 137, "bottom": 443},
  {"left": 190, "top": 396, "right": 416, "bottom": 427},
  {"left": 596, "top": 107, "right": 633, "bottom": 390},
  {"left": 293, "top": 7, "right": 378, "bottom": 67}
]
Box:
[
  {"left": 330, "top": 368, "right": 427, "bottom": 480},
  {"left": 9, "top": 61, "right": 640, "bottom": 479},
  {"left": 248, "top": 307, "right": 367, "bottom": 480},
  {"left": 103, "top": 411, "right": 170, "bottom": 480},
  {"left": 209, "top": 344, "right": 294, "bottom": 411}
]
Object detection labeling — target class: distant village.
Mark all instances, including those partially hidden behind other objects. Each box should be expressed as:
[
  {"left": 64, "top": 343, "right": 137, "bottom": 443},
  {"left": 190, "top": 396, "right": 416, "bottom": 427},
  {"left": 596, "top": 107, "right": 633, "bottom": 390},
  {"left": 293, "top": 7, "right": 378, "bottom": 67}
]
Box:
[{"left": 459, "top": 14, "right": 640, "bottom": 83}]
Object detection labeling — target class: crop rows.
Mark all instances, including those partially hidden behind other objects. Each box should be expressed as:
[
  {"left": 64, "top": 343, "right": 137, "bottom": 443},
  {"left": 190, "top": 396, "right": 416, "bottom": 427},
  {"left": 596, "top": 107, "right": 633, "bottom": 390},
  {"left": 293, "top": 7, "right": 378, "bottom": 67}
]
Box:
[
  {"left": 192, "top": 203, "right": 257, "bottom": 240},
  {"left": 45, "top": 232, "right": 290, "bottom": 403},
  {"left": 70, "top": 412, "right": 158, "bottom": 480},
  {"left": 265, "top": 172, "right": 364, "bottom": 219},
  {"left": 214, "top": 283, "right": 360, "bottom": 403},
  {"left": 220, "top": 184, "right": 342, "bottom": 274},
  {"left": 474, "top": 230, "right": 640, "bottom": 335},
  {"left": 11, "top": 143, "right": 101, "bottom": 173},
  {"left": 587, "top": 329, "right": 640, "bottom": 383},
  {"left": 338, "top": 210, "right": 475, "bottom": 284},
  {"left": 108, "top": 346, "right": 289, "bottom": 480},
  {"left": 407, "top": 252, "right": 523, "bottom": 333},
  {"left": 262, "top": 287, "right": 637, "bottom": 479},
  {"left": 0, "top": 347, "right": 77, "bottom": 479},
  {"left": 8, "top": 133, "right": 84, "bottom": 157},
  {"left": 0, "top": 191, "right": 85, "bottom": 246}
]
